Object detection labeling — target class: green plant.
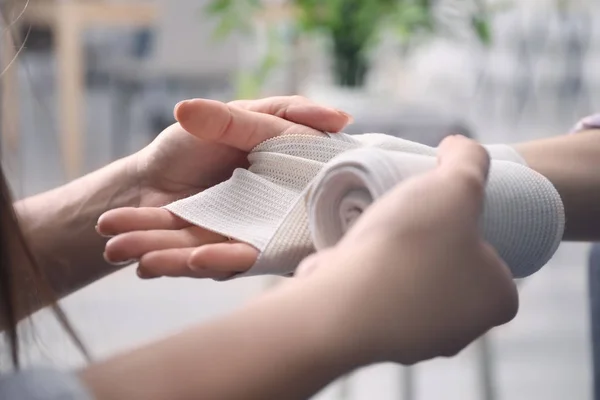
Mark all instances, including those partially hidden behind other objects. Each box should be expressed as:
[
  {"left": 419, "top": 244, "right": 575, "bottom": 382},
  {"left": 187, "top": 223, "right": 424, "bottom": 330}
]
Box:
[{"left": 206, "top": 0, "right": 501, "bottom": 96}]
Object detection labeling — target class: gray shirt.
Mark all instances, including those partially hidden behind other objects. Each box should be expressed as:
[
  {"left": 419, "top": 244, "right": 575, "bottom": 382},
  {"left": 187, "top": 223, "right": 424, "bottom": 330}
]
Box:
[{"left": 0, "top": 368, "right": 92, "bottom": 400}]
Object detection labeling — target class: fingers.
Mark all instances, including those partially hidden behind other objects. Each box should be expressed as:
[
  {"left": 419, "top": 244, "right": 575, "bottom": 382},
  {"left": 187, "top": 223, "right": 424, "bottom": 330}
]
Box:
[
  {"left": 229, "top": 96, "right": 352, "bottom": 133},
  {"left": 99, "top": 206, "right": 258, "bottom": 279},
  {"left": 97, "top": 208, "right": 189, "bottom": 237},
  {"left": 174, "top": 98, "right": 325, "bottom": 152},
  {"left": 137, "top": 242, "right": 258, "bottom": 280},
  {"left": 188, "top": 242, "right": 258, "bottom": 273},
  {"left": 437, "top": 135, "right": 491, "bottom": 183},
  {"left": 104, "top": 226, "right": 224, "bottom": 265},
  {"left": 138, "top": 248, "right": 233, "bottom": 281}
]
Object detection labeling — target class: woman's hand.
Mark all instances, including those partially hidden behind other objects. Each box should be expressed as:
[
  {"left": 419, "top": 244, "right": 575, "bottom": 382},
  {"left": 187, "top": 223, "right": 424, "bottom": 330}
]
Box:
[
  {"left": 297, "top": 135, "right": 519, "bottom": 365},
  {"left": 97, "top": 96, "right": 351, "bottom": 280},
  {"left": 81, "top": 138, "right": 518, "bottom": 400}
]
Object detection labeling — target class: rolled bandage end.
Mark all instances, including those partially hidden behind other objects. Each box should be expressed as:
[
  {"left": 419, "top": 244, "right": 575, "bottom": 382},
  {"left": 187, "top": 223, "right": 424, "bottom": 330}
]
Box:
[{"left": 307, "top": 148, "right": 565, "bottom": 279}]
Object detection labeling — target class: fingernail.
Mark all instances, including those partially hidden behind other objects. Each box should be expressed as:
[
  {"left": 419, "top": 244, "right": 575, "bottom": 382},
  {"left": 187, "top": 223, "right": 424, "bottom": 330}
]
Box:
[
  {"left": 335, "top": 109, "right": 354, "bottom": 123},
  {"left": 95, "top": 225, "right": 114, "bottom": 239},
  {"left": 187, "top": 249, "right": 203, "bottom": 271},
  {"left": 108, "top": 259, "right": 135, "bottom": 267},
  {"left": 173, "top": 100, "right": 190, "bottom": 119},
  {"left": 136, "top": 268, "right": 157, "bottom": 280},
  {"left": 174, "top": 100, "right": 187, "bottom": 111},
  {"left": 188, "top": 257, "right": 213, "bottom": 272},
  {"left": 188, "top": 261, "right": 205, "bottom": 272},
  {"left": 103, "top": 252, "right": 134, "bottom": 266}
]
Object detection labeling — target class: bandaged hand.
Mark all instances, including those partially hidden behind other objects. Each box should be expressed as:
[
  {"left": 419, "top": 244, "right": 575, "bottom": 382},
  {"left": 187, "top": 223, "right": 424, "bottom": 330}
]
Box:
[
  {"left": 292, "top": 135, "right": 519, "bottom": 365},
  {"left": 97, "top": 96, "right": 348, "bottom": 280}
]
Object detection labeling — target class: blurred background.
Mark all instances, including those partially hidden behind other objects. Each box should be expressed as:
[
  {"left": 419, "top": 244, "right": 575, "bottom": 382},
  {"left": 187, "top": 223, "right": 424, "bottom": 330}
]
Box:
[{"left": 0, "top": 0, "right": 598, "bottom": 399}]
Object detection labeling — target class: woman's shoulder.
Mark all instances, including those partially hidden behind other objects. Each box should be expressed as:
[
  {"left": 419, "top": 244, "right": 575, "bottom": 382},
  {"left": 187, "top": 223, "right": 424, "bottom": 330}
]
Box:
[{"left": 0, "top": 367, "right": 92, "bottom": 400}]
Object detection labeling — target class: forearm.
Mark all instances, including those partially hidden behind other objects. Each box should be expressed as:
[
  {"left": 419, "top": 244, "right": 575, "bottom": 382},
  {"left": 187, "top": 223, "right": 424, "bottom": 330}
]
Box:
[
  {"left": 512, "top": 129, "right": 600, "bottom": 241},
  {"left": 14, "top": 156, "right": 140, "bottom": 302},
  {"left": 80, "top": 279, "right": 364, "bottom": 400}
]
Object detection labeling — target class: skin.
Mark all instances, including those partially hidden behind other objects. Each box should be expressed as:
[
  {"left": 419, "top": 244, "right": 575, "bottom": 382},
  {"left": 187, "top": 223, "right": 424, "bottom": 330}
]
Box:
[
  {"left": 14, "top": 96, "right": 351, "bottom": 309},
  {"left": 513, "top": 129, "right": 600, "bottom": 241},
  {"left": 80, "top": 136, "right": 518, "bottom": 400}
]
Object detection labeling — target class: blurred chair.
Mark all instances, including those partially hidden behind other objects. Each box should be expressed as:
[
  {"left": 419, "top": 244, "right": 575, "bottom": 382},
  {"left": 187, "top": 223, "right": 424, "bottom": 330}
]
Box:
[{"left": 95, "top": 0, "right": 242, "bottom": 158}]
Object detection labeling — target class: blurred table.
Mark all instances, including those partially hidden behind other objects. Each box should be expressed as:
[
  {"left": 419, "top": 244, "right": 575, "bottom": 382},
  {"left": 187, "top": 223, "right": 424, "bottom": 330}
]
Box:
[{"left": 21, "top": 0, "right": 158, "bottom": 179}]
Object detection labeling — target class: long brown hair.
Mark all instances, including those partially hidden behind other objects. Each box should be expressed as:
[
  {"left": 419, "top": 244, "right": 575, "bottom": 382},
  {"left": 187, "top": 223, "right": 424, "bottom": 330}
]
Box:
[
  {"left": 0, "top": 167, "right": 88, "bottom": 367},
  {"left": 0, "top": 1, "right": 87, "bottom": 367}
]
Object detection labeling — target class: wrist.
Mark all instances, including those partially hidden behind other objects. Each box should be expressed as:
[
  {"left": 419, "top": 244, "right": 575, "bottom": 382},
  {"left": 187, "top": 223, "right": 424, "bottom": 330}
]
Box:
[
  {"left": 115, "top": 154, "right": 144, "bottom": 208},
  {"left": 299, "top": 245, "right": 430, "bottom": 366},
  {"left": 291, "top": 250, "right": 389, "bottom": 368},
  {"left": 7, "top": 155, "right": 145, "bottom": 308},
  {"left": 255, "top": 275, "right": 372, "bottom": 372}
]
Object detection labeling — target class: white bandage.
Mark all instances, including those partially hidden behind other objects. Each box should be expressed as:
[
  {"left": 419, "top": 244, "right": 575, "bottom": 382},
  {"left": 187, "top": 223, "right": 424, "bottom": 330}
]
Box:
[{"left": 164, "top": 133, "right": 564, "bottom": 279}]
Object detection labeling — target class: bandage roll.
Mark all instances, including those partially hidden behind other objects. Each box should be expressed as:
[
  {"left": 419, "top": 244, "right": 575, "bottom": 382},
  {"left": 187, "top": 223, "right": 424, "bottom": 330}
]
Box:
[{"left": 307, "top": 148, "right": 565, "bottom": 278}]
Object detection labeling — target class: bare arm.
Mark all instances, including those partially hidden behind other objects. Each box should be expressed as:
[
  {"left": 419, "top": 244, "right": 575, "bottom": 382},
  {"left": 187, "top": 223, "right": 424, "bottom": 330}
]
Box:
[
  {"left": 513, "top": 129, "right": 600, "bottom": 241},
  {"left": 77, "top": 135, "right": 517, "bottom": 400},
  {"left": 10, "top": 97, "right": 351, "bottom": 306},
  {"left": 14, "top": 156, "right": 139, "bottom": 303},
  {"left": 79, "top": 278, "right": 365, "bottom": 400}
]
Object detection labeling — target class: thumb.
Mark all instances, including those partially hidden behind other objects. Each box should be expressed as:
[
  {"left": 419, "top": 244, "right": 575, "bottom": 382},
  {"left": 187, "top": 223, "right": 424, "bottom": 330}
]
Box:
[
  {"left": 228, "top": 96, "right": 352, "bottom": 133},
  {"left": 435, "top": 135, "right": 491, "bottom": 216},
  {"left": 174, "top": 98, "right": 322, "bottom": 152}
]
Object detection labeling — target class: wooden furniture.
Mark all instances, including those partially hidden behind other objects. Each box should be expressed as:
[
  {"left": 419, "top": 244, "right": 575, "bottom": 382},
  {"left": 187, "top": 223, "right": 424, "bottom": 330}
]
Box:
[
  {"left": 18, "top": 0, "right": 158, "bottom": 180},
  {"left": 1, "top": 0, "right": 282, "bottom": 178},
  {"left": 1, "top": 10, "right": 20, "bottom": 169}
]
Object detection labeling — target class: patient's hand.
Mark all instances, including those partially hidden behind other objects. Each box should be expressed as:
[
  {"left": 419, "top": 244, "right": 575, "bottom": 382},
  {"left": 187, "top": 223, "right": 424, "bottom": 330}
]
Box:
[
  {"left": 99, "top": 207, "right": 257, "bottom": 280},
  {"left": 97, "top": 96, "right": 349, "bottom": 280}
]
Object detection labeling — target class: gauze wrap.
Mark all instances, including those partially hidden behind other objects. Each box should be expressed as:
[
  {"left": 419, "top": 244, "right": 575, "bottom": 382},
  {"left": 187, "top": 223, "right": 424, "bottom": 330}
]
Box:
[{"left": 164, "top": 133, "right": 564, "bottom": 279}]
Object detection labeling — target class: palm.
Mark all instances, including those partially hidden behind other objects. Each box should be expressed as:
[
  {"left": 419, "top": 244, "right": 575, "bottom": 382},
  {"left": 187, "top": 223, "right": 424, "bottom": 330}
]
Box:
[
  {"left": 136, "top": 124, "right": 247, "bottom": 207},
  {"left": 97, "top": 97, "right": 349, "bottom": 280}
]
